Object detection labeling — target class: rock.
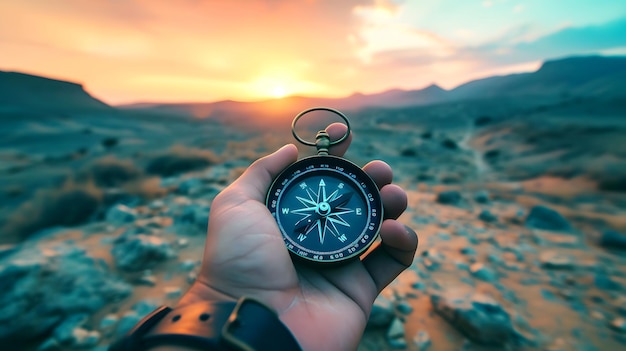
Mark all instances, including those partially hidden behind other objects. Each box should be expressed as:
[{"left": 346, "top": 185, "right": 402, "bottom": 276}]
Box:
[
  {"left": 456, "top": 262, "right": 470, "bottom": 270},
  {"left": 36, "top": 339, "right": 62, "bottom": 351},
  {"left": 177, "top": 177, "right": 204, "bottom": 195},
  {"left": 436, "top": 232, "right": 451, "bottom": 241},
  {"left": 164, "top": 286, "right": 182, "bottom": 299},
  {"left": 112, "top": 234, "right": 175, "bottom": 272},
  {"left": 599, "top": 230, "right": 626, "bottom": 250},
  {"left": 539, "top": 251, "right": 575, "bottom": 270},
  {"left": 533, "top": 231, "right": 581, "bottom": 248},
  {"left": 115, "top": 312, "right": 142, "bottom": 338},
  {"left": 396, "top": 301, "right": 413, "bottom": 315},
  {"left": 55, "top": 328, "right": 100, "bottom": 349},
  {"left": 610, "top": 317, "right": 626, "bottom": 333},
  {"left": 469, "top": 263, "right": 498, "bottom": 282},
  {"left": 99, "top": 314, "right": 119, "bottom": 337},
  {"left": 411, "top": 281, "right": 427, "bottom": 291},
  {"left": 595, "top": 274, "right": 622, "bottom": 291},
  {"left": 386, "top": 318, "right": 407, "bottom": 349},
  {"left": 460, "top": 247, "right": 477, "bottom": 256},
  {"left": 179, "top": 259, "right": 198, "bottom": 272},
  {"left": 175, "top": 204, "right": 210, "bottom": 231},
  {"left": 114, "top": 301, "right": 160, "bottom": 339},
  {"left": 421, "top": 249, "right": 445, "bottom": 271},
  {"left": 478, "top": 210, "right": 498, "bottom": 223},
  {"left": 132, "top": 300, "right": 160, "bottom": 316},
  {"left": 431, "top": 292, "right": 517, "bottom": 346},
  {"left": 176, "top": 238, "right": 190, "bottom": 248},
  {"left": 187, "top": 271, "right": 198, "bottom": 284},
  {"left": 0, "top": 244, "right": 131, "bottom": 344},
  {"left": 474, "top": 191, "right": 490, "bottom": 204},
  {"left": 368, "top": 295, "right": 395, "bottom": 328},
  {"left": 105, "top": 204, "right": 137, "bottom": 224},
  {"left": 148, "top": 199, "right": 166, "bottom": 210},
  {"left": 0, "top": 244, "right": 18, "bottom": 259},
  {"left": 413, "top": 330, "right": 432, "bottom": 351},
  {"left": 615, "top": 296, "right": 626, "bottom": 316},
  {"left": 436, "top": 191, "right": 461, "bottom": 205},
  {"left": 136, "top": 273, "right": 158, "bottom": 286},
  {"left": 51, "top": 314, "right": 89, "bottom": 345},
  {"left": 525, "top": 206, "right": 571, "bottom": 231}
]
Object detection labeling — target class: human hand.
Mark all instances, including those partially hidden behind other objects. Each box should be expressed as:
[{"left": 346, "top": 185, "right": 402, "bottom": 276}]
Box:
[{"left": 178, "top": 123, "right": 418, "bottom": 351}]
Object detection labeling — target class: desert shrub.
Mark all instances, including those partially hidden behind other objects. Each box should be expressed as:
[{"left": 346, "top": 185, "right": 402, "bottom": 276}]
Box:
[
  {"left": 441, "top": 139, "right": 458, "bottom": 150},
  {"left": 4, "top": 185, "right": 24, "bottom": 198},
  {"left": 400, "top": 148, "right": 417, "bottom": 157},
  {"left": 145, "top": 146, "right": 219, "bottom": 177},
  {"left": 1, "top": 182, "right": 102, "bottom": 242},
  {"left": 80, "top": 156, "right": 142, "bottom": 187},
  {"left": 484, "top": 149, "right": 501, "bottom": 160},
  {"left": 122, "top": 178, "right": 167, "bottom": 199},
  {"left": 598, "top": 177, "right": 626, "bottom": 193},
  {"left": 474, "top": 115, "right": 493, "bottom": 127},
  {"left": 102, "top": 137, "right": 119, "bottom": 149}
]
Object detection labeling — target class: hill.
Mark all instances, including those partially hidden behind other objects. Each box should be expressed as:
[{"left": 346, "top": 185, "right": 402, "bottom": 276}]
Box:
[
  {"left": 449, "top": 55, "right": 626, "bottom": 100},
  {"left": 2, "top": 55, "right": 624, "bottom": 128},
  {"left": 120, "top": 55, "right": 626, "bottom": 129},
  {"left": 0, "top": 71, "right": 111, "bottom": 113}
]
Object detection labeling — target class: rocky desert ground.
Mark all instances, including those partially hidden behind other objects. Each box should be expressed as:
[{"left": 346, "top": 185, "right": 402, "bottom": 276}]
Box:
[{"left": 1, "top": 57, "right": 625, "bottom": 351}]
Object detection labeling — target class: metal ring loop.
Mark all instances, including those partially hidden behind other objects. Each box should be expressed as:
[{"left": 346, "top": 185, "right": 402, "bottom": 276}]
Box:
[{"left": 291, "top": 107, "right": 351, "bottom": 146}]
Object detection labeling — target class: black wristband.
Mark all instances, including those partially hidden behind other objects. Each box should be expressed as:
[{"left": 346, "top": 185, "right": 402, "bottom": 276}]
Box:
[{"left": 109, "top": 297, "right": 302, "bottom": 351}]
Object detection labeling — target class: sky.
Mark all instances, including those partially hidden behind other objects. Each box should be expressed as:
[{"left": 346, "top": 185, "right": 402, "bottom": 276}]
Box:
[{"left": 1, "top": 0, "right": 625, "bottom": 105}]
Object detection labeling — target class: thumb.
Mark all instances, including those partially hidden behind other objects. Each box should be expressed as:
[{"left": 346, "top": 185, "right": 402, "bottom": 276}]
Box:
[{"left": 231, "top": 144, "right": 298, "bottom": 202}]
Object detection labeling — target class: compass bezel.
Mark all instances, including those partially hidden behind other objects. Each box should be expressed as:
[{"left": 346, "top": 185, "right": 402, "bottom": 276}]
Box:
[{"left": 266, "top": 155, "right": 383, "bottom": 263}]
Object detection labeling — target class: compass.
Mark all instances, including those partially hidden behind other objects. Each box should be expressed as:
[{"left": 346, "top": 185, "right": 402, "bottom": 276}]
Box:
[{"left": 266, "top": 107, "right": 383, "bottom": 263}]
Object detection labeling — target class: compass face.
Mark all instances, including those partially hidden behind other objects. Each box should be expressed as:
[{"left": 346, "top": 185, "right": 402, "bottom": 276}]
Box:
[{"left": 266, "top": 155, "right": 383, "bottom": 263}]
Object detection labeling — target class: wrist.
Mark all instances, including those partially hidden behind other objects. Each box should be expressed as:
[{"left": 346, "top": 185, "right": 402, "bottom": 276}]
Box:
[{"left": 175, "top": 280, "right": 238, "bottom": 308}]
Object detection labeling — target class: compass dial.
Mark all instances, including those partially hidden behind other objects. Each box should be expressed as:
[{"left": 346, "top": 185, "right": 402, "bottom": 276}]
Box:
[{"left": 267, "top": 155, "right": 383, "bottom": 263}]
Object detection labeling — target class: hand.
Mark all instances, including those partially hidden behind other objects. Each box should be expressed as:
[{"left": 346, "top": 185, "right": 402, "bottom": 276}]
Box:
[{"left": 178, "top": 123, "right": 418, "bottom": 351}]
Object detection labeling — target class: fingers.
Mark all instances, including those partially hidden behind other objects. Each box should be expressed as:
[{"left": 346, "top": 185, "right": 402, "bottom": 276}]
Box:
[
  {"left": 327, "top": 123, "right": 352, "bottom": 156},
  {"left": 362, "top": 221, "right": 418, "bottom": 293},
  {"left": 363, "top": 161, "right": 392, "bottom": 189},
  {"left": 381, "top": 184, "right": 407, "bottom": 220},
  {"left": 363, "top": 161, "right": 407, "bottom": 220},
  {"left": 230, "top": 144, "right": 298, "bottom": 202}
]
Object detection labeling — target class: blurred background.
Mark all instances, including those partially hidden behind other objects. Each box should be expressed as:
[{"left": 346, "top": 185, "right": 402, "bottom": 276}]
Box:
[{"left": 1, "top": 1, "right": 625, "bottom": 350}]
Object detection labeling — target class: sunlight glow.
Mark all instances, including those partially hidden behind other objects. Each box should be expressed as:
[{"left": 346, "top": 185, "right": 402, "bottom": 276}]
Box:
[{"left": 272, "top": 85, "right": 288, "bottom": 99}]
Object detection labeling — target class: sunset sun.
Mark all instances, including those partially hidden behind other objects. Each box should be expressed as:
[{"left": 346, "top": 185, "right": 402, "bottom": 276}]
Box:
[{"left": 271, "top": 85, "right": 288, "bottom": 99}]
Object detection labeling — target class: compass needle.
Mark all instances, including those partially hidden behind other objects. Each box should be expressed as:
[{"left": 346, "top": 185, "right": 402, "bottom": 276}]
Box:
[{"left": 317, "top": 219, "right": 325, "bottom": 244}]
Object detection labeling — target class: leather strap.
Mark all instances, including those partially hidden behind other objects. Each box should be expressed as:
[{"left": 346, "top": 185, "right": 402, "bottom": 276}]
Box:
[{"left": 108, "top": 297, "right": 302, "bottom": 351}]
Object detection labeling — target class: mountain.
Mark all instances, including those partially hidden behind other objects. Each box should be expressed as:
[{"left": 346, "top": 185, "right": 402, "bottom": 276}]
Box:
[
  {"left": 449, "top": 55, "right": 626, "bottom": 100},
  {"left": 122, "top": 55, "right": 626, "bottom": 128},
  {"left": 2, "top": 55, "right": 624, "bottom": 126},
  {"left": 0, "top": 71, "right": 111, "bottom": 113}
]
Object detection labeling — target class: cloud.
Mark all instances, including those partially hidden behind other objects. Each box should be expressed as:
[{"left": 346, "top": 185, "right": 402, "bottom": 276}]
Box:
[
  {"left": 353, "top": 16, "right": 626, "bottom": 90},
  {"left": 1, "top": 0, "right": 624, "bottom": 102}
]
